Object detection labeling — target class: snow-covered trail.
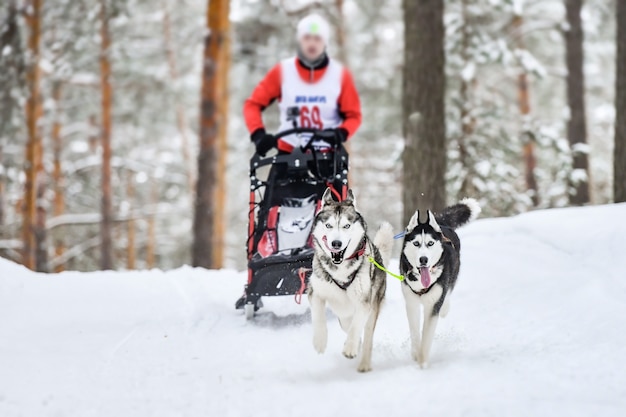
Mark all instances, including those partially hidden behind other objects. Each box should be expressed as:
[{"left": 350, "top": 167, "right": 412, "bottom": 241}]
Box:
[{"left": 1, "top": 204, "right": 626, "bottom": 417}]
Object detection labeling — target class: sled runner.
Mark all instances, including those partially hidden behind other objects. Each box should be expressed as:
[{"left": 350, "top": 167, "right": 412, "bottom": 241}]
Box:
[{"left": 235, "top": 126, "right": 349, "bottom": 319}]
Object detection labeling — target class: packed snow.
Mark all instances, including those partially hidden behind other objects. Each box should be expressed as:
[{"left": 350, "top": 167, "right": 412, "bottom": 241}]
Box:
[{"left": 1, "top": 204, "right": 625, "bottom": 417}]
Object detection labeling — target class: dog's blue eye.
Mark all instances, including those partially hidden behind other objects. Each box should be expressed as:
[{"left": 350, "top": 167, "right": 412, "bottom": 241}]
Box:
[
  {"left": 413, "top": 241, "right": 421, "bottom": 247},
  {"left": 325, "top": 224, "right": 332, "bottom": 229},
  {"left": 343, "top": 224, "right": 351, "bottom": 229},
  {"left": 427, "top": 241, "right": 434, "bottom": 247}
]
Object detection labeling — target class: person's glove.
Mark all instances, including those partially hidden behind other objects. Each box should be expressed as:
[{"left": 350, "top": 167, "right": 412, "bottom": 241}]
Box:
[
  {"left": 251, "top": 129, "right": 277, "bottom": 156},
  {"left": 318, "top": 128, "right": 348, "bottom": 146}
]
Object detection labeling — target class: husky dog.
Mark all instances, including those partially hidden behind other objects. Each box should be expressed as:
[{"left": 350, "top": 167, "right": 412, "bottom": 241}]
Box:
[
  {"left": 400, "top": 198, "right": 480, "bottom": 368},
  {"left": 309, "top": 188, "right": 394, "bottom": 372}
]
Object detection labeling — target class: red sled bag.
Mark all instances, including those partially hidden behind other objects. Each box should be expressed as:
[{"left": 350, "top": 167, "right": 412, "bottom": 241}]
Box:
[{"left": 257, "top": 206, "right": 279, "bottom": 258}]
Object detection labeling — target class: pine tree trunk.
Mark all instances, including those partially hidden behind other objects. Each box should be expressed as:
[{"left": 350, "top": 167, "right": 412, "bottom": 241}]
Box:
[
  {"left": 615, "top": 0, "right": 626, "bottom": 203},
  {"left": 34, "top": 169, "right": 47, "bottom": 272},
  {"left": 52, "top": 82, "right": 65, "bottom": 272},
  {"left": 458, "top": 0, "right": 477, "bottom": 198},
  {"left": 402, "top": 0, "right": 446, "bottom": 224},
  {"left": 335, "top": 0, "right": 349, "bottom": 65},
  {"left": 22, "top": 0, "right": 43, "bottom": 270},
  {"left": 564, "top": 0, "right": 590, "bottom": 205},
  {"left": 126, "top": 174, "right": 135, "bottom": 270},
  {"left": 100, "top": 0, "right": 114, "bottom": 270},
  {"left": 146, "top": 181, "right": 157, "bottom": 268},
  {"left": 0, "top": 144, "right": 4, "bottom": 229},
  {"left": 192, "top": 0, "right": 230, "bottom": 268},
  {"left": 512, "top": 15, "right": 539, "bottom": 207},
  {"left": 212, "top": 22, "right": 230, "bottom": 269},
  {"left": 162, "top": 2, "right": 195, "bottom": 195}
]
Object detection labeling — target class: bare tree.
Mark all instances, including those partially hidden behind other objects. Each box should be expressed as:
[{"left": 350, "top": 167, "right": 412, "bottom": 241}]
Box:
[
  {"left": 402, "top": 0, "right": 446, "bottom": 223},
  {"left": 100, "top": 0, "right": 113, "bottom": 269},
  {"left": 512, "top": 14, "right": 539, "bottom": 207},
  {"left": 192, "top": 0, "right": 230, "bottom": 268},
  {"left": 616, "top": 0, "right": 626, "bottom": 203},
  {"left": 51, "top": 82, "right": 65, "bottom": 272},
  {"left": 22, "top": 0, "right": 43, "bottom": 270},
  {"left": 564, "top": 0, "right": 590, "bottom": 205},
  {"left": 162, "top": 1, "right": 195, "bottom": 194},
  {"left": 126, "top": 174, "right": 135, "bottom": 269}
]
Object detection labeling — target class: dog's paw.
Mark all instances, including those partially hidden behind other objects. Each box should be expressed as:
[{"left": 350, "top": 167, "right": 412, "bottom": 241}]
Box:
[
  {"left": 440, "top": 299, "right": 451, "bottom": 318},
  {"left": 417, "top": 351, "right": 429, "bottom": 369},
  {"left": 357, "top": 361, "right": 372, "bottom": 373},
  {"left": 342, "top": 339, "right": 359, "bottom": 359},
  {"left": 411, "top": 345, "right": 420, "bottom": 362},
  {"left": 313, "top": 331, "right": 327, "bottom": 354}
]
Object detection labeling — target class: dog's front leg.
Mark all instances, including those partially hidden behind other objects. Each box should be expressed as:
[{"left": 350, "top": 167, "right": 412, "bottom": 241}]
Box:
[
  {"left": 405, "top": 295, "right": 422, "bottom": 362},
  {"left": 418, "top": 305, "right": 440, "bottom": 369},
  {"left": 343, "top": 304, "right": 368, "bottom": 359},
  {"left": 357, "top": 305, "right": 380, "bottom": 373},
  {"left": 310, "top": 292, "right": 328, "bottom": 354}
]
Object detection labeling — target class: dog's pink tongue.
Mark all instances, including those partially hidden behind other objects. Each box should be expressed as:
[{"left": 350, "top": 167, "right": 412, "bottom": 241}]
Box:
[{"left": 420, "top": 267, "right": 431, "bottom": 288}]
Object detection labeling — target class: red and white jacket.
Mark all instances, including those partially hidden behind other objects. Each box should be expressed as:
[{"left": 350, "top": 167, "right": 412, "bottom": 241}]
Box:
[{"left": 243, "top": 56, "right": 362, "bottom": 152}]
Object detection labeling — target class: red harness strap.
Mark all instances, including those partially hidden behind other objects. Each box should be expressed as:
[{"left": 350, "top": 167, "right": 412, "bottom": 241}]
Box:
[
  {"left": 344, "top": 238, "right": 367, "bottom": 261},
  {"left": 295, "top": 267, "right": 311, "bottom": 304}
]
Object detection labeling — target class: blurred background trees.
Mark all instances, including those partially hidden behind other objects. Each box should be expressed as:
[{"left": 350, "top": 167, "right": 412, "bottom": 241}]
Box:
[{"left": 0, "top": 0, "right": 622, "bottom": 272}]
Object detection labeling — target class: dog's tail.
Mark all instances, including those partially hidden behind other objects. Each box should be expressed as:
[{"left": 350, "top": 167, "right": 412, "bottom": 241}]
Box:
[
  {"left": 436, "top": 198, "right": 481, "bottom": 229},
  {"left": 373, "top": 222, "right": 394, "bottom": 265}
]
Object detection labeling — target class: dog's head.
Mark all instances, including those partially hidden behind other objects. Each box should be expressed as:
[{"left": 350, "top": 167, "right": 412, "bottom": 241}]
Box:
[
  {"left": 312, "top": 188, "right": 365, "bottom": 265},
  {"left": 402, "top": 210, "right": 444, "bottom": 288}
]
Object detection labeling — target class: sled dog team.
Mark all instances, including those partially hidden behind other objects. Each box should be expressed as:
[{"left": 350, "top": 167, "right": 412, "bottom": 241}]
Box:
[{"left": 308, "top": 188, "right": 481, "bottom": 372}]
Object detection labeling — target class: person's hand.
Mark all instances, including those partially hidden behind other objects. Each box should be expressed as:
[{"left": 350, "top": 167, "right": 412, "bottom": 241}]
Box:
[
  {"left": 251, "top": 129, "right": 277, "bottom": 156},
  {"left": 321, "top": 128, "right": 348, "bottom": 146}
]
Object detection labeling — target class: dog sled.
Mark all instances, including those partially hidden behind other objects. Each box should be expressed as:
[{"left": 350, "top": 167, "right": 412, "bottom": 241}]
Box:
[{"left": 235, "top": 125, "right": 349, "bottom": 320}]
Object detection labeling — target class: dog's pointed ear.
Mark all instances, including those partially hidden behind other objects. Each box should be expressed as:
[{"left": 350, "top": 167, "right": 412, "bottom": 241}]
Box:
[
  {"left": 407, "top": 210, "right": 419, "bottom": 231},
  {"left": 344, "top": 189, "right": 355, "bottom": 207},
  {"left": 322, "top": 188, "right": 335, "bottom": 207},
  {"left": 427, "top": 210, "right": 442, "bottom": 233}
]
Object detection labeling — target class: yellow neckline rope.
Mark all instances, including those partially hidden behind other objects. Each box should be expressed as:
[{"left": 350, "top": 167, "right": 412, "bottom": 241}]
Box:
[{"left": 367, "top": 257, "right": 405, "bottom": 281}]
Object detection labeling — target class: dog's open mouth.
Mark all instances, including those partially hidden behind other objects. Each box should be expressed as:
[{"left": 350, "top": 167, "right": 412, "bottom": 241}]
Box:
[
  {"left": 322, "top": 236, "right": 348, "bottom": 264},
  {"left": 330, "top": 248, "right": 347, "bottom": 264},
  {"left": 419, "top": 266, "right": 431, "bottom": 288}
]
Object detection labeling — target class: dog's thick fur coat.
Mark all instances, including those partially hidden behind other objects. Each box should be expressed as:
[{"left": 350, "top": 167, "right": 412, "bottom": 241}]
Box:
[
  {"left": 400, "top": 198, "right": 480, "bottom": 368},
  {"left": 308, "top": 189, "right": 393, "bottom": 372}
]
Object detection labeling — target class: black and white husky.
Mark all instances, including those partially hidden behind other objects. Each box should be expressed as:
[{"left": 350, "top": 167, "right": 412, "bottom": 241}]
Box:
[
  {"left": 309, "top": 189, "right": 394, "bottom": 372},
  {"left": 400, "top": 198, "right": 480, "bottom": 368}
]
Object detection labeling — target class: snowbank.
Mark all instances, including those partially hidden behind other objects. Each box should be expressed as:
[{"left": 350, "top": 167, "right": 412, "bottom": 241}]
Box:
[{"left": 1, "top": 204, "right": 625, "bottom": 417}]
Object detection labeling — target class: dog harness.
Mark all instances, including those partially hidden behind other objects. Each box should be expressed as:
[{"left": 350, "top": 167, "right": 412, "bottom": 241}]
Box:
[
  {"left": 329, "top": 237, "right": 368, "bottom": 290},
  {"left": 402, "top": 275, "right": 433, "bottom": 296}
]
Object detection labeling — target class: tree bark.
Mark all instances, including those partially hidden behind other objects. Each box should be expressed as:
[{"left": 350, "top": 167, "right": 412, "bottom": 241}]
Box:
[
  {"left": 335, "top": 0, "right": 349, "bottom": 65},
  {"left": 615, "top": 0, "right": 626, "bottom": 203},
  {"left": 512, "top": 15, "right": 539, "bottom": 207},
  {"left": 458, "top": 0, "right": 477, "bottom": 198},
  {"left": 146, "top": 181, "right": 157, "bottom": 268},
  {"left": 564, "top": 0, "right": 590, "bottom": 205},
  {"left": 402, "top": 0, "right": 446, "bottom": 224},
  {"left": 34, "top": 167, "right": 47, "bottom": 272},
  {"left": 0, "top": 144, "right": 4, "bottom": 229},
  {"left": 126, "top": 174, "right": 135, "bottom": 270},
  {"left": 162, "top": 2, "right": 195, "bottom": 195},
  {"left": 100, "top": 0, "right": 114, "bottom": 270},
  {"left": 192, "top": 0, "right": 230, "bottom": 268},
  {"left": 52, "top": 82, "right": 65, "bottom": 272},
  {"left": 22, "top": 0, "right": 43, "bottom": 270}
]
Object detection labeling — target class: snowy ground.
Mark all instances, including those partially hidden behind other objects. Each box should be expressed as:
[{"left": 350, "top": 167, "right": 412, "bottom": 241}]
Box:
[{"left": 1, "top": 204, "right": 626, "bottom": 417}]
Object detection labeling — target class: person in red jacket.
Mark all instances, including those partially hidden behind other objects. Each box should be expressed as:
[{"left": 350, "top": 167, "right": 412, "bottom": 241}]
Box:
[{"left": 243, "top": 14, "right": 362, "bottom": 156}]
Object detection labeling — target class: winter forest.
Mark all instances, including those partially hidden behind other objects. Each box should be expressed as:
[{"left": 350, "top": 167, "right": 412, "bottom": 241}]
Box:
[
  {"left": 2, "top": 1, "right": 626, "bottom": 415},
  {"left": 0, "top": 0, "right": 625, "bottom": 272}
]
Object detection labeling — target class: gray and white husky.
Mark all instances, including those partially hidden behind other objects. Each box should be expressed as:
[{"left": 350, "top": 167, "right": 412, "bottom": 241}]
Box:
[
  {"left": 400, "top": 198, "right": 480, "bottom": 368},
  {"left": 309, "top": 188, "right": 394, "bottom": 372}
]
